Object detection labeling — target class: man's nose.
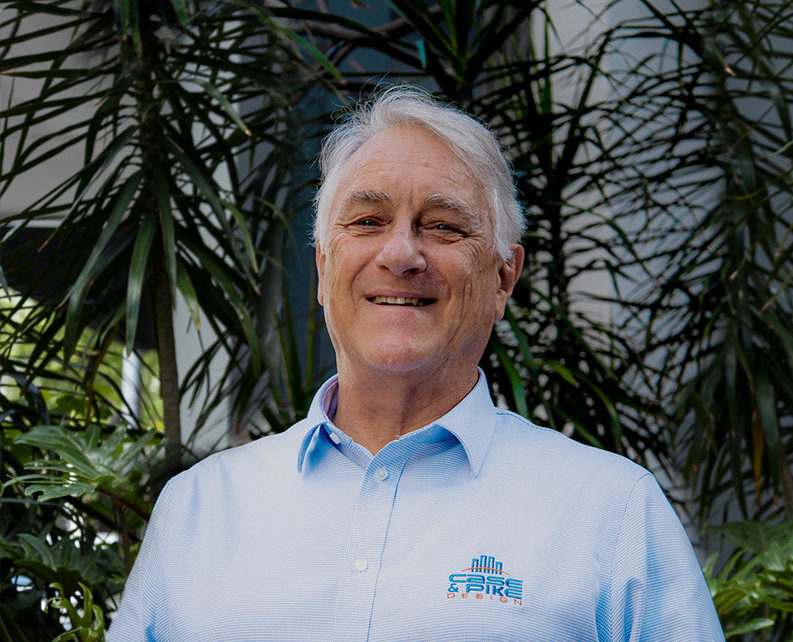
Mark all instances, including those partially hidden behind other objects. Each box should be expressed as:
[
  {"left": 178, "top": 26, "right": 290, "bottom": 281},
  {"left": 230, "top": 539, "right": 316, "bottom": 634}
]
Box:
[{"left": 375, "top": 223, "right": 427, "bottom": 275}]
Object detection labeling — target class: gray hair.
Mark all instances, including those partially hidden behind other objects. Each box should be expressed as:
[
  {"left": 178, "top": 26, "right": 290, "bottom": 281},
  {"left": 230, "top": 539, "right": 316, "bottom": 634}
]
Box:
[{"left": 313, "top": 86, "right": 525, "bottom": 260}]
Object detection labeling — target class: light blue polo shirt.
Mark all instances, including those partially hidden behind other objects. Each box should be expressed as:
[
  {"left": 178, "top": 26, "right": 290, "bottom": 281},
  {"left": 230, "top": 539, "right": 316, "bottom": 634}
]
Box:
[{"left": 108, "top": 373, "right": 724, "bottom": 641}]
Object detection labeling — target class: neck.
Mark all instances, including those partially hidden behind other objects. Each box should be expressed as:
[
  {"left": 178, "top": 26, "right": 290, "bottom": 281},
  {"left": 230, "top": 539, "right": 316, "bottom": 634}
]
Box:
[{"left": 331, "top": 361, "right": 479, "bottom": 455}]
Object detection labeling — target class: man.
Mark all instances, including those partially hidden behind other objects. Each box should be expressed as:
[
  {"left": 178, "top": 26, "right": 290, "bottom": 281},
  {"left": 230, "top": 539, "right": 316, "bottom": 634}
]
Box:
[{"left": 109, "top": 87, "right": 724, "bottom": 641}]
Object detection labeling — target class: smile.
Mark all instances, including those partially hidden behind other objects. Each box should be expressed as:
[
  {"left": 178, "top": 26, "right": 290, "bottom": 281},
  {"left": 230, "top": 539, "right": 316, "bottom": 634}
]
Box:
[{"left": 369, "top": 296, "right": 432, "bottom": 307}]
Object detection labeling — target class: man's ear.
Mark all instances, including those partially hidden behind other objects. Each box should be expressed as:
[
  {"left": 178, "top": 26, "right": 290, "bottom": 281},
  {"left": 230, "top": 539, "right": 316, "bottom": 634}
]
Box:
[
  {"left": 315, "top": 243, "right": 326, "bottom": 307},
  {"left": 494, "top": 244, "right": 524, "bottom": 320}
]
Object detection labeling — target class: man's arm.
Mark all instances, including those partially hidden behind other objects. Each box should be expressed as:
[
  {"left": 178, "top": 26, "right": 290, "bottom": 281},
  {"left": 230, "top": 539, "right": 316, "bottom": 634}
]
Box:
[
  {"left": 106, "top": 480, "right": 174, "bottom": 641},
  {"left": 602, "top": 473, "right": 724, "bottom": 641}
]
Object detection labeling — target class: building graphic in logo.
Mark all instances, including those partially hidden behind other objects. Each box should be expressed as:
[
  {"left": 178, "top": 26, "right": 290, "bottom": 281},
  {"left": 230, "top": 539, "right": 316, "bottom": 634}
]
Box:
[{"left": 446, "top": 554, "right": 523, "bottom": 606}]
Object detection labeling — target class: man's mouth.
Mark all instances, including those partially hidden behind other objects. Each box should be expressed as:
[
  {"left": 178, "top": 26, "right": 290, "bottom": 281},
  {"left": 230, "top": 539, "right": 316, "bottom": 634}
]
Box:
[{"left": 369, "top": 295, "right": 433, "bottom": 307}]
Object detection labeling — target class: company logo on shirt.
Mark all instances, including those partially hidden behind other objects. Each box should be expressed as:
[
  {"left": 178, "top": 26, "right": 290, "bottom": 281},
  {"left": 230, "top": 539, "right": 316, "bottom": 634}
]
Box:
[{"left": 446, "top": 554, "right": 523, "bottom": 606}]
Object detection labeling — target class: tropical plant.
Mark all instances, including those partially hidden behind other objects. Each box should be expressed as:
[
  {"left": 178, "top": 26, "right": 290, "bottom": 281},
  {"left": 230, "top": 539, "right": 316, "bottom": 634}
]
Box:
[
  {"left": 705, "top": 519, "right": 793, "bottom": 640},
  {"left": 0, "top": 353, "right": 161, "bottom": 640},
  {"left": 599, "top": 0, "right": 793, "bottom": 522},
  {"left": 0, "top": 0, "right": 323, "bottom": 462},
  {"left": 47, "top": 582, "right": 106, "bottom": 642}
]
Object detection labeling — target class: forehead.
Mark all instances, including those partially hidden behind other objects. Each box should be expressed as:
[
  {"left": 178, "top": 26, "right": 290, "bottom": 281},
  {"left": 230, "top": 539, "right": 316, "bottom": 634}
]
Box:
[{"left": 332, "top": 125, "right": 484, "bottom": 210}]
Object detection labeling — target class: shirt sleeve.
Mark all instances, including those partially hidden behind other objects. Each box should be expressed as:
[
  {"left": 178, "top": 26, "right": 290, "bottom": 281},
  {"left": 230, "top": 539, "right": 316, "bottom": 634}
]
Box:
[
  {"left": 106, "top": 480, "right": 175, "bottom": 642},
  {"left": 602, "top": 472, "right": 724, "bottom": 642}
]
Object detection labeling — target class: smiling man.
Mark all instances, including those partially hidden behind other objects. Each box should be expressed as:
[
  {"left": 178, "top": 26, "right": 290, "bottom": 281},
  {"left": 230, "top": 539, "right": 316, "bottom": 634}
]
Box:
[
  {"left": 109, "top": 87, "right": 723, "bottom": 641},
  {"left": 315, "top": 122, "right": 521, "bottom": 456}
]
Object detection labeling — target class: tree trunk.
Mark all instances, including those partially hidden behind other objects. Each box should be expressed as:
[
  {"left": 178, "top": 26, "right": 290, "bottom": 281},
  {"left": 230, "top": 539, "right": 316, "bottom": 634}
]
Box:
[
  {"left": 132, "top": 10, "right": 183, "bottom": 470},
  {"left": 154, "top": 269, "right": 182, "bottom": 467},
  {"left": 780, "top": 449, "right": 793, "bottom": 516}
]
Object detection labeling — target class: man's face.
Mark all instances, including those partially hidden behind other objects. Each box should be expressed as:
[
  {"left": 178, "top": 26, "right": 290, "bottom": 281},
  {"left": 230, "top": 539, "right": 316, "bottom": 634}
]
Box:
[{"left": 316, "top": 125, "right": 522, "bottom": 379}]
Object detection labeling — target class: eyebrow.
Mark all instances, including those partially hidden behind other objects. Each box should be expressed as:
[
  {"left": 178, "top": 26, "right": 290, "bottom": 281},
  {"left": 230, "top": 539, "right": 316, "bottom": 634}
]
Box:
[
  {"left": 423, "top": 193, "right": 477, "bottom": 219},
  {"left": 344, "top": 190, "right": 391, "bottom": 206}
]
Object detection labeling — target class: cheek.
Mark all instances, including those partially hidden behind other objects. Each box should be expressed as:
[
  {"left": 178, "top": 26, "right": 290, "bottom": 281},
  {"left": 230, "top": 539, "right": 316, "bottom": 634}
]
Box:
[
  {"left": 456, "top": 249, "right": 497, "bottom": 296},
  {"left": 321, "top": 242, "right": 362, "bottom": 305},
  {"left": 322, "top": 268, "right": 344, "bottom": 315}
]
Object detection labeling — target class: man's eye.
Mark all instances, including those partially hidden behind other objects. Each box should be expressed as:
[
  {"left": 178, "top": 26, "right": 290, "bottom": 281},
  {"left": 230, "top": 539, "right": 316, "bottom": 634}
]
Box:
[
  {"left": 354, "top": 217, "right": 380, "bottom": 227},
  {"left": 430, "top": 222, "right": 462, "bottom": 234}
]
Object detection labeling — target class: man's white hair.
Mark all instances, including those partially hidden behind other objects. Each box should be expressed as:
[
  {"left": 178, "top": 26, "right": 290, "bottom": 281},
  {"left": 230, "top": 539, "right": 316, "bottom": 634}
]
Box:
[{"left": 313, "top": 86, "right": 525, "bottom": 260}]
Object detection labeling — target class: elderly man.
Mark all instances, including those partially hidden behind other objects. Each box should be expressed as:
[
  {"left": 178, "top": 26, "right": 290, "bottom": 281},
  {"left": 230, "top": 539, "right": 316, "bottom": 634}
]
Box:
[{"left": 109, "top": 87, "right": 723, "bottom": 641}]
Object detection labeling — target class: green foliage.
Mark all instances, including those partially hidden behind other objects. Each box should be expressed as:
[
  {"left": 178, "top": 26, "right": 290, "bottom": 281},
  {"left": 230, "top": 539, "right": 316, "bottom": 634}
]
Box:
[
  {"left": 256, "top": 287, "right": 330, "bottom": 435},
  {"left": 0, "top": 404, "right": 160, "bottom": 638},
  {"left": 0, "top": 342, "right": 161, "bottom": 637},
  {"left": 47, "top": 583, "right": 106, "bottom": 642},
  {"left": 599, "top": 0, "right": 793, "bottom": 520},
  {"left": 0, "top": 0, "right": 326, "bottom": 456},
  {"left": 9, "top": 424, "right": 158, "bottom": 511},
  {"left": 705, "top": 520, "right": 793, "bottom": 640}
]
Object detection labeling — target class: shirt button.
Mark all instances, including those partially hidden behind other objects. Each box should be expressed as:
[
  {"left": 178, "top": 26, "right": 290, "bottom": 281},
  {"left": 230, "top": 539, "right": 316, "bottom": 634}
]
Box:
[
  {"left": 374, "top": 467, "right": 389, "bottom": 482},
  {"left": 354, "top": 557, "right": 368, "bottom": 572},
  {"left": 328, "top": 432, "right": 341, "bottom": 444}
]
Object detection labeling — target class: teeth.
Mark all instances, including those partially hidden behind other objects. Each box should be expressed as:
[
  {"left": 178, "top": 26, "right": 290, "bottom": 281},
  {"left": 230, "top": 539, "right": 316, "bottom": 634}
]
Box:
[{"left": 371, "top": 296, "right": 426, "bottom": 306}]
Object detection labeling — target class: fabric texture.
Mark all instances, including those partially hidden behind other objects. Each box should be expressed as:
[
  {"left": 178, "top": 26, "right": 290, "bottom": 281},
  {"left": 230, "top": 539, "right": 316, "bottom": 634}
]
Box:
[{"left": 108, "top": 372, "right": 724, "bottom": 641}]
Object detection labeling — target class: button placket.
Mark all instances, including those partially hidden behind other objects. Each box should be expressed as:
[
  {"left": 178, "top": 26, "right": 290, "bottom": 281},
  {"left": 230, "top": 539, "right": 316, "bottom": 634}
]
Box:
[{"left": 330, "top": 450, "right": 407, "bottom": 642}]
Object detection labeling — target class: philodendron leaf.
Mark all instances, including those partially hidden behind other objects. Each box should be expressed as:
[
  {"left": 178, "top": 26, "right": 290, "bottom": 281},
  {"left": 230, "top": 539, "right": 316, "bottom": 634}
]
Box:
[
  {"left": 24, "top": 481, "right": 97, "bottom": 503},
  {"left": 7, "top": 425, "right": 160, "bottom": 506}
]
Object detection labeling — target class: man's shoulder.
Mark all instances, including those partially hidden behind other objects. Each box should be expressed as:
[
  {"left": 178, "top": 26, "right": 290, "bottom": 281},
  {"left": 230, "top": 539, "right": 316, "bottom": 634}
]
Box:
[
  {"left": 169, "top": 418, "right": 313, "bottom": 488},
  {"left": 490, "top": 407, "right": 650, "bottom": 487}
]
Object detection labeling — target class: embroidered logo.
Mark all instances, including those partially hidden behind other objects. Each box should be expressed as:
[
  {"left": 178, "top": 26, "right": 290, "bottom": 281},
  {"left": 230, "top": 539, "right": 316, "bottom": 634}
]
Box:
[{"left": 446, "top": 554, "right": 523, "bottom": 606}]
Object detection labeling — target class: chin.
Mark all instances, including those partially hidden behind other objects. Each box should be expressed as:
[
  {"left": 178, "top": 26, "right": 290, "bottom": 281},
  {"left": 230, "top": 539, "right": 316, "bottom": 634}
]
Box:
[{"left": 364, "top": 346, "right": 438, "bottom": 375}]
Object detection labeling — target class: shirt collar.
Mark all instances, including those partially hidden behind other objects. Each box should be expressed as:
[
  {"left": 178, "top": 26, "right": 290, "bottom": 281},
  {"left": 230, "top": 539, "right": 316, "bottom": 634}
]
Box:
[{"left": 296, "top": 369, "right": 496, "bottom": 476}]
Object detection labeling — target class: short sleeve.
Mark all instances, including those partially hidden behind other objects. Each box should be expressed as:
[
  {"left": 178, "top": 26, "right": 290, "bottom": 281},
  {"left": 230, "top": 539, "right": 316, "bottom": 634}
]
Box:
[
  {"left": 601, "top": 473, "right": 724, "bottom": 642},
  {"left": 106, "top": 480, "right": 175, "bottom": 641}
]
